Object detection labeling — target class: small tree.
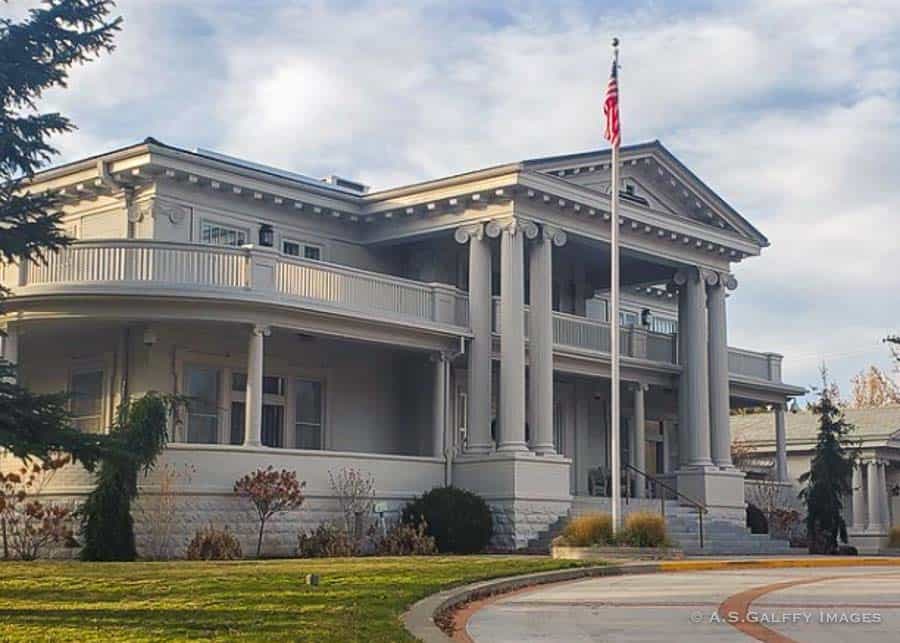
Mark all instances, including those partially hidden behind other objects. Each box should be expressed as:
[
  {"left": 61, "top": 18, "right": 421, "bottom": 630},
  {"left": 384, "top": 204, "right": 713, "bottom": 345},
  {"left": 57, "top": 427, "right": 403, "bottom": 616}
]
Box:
[
  {"left": 234, "top": 467, "right": 305, "bottom": 558},
  {"left": 80, "top": 394, "right": 171, "bottom": 561},
  {"left": 799, "top": 369, "right": 858, "bottom": 554},
  {"left": 328, "top": 467, "right": 375, "bottom": 542}
]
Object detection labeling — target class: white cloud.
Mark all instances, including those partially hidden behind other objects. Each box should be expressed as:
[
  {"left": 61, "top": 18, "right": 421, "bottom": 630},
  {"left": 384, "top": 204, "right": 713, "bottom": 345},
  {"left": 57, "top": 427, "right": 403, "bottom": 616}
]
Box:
[{"left": 27, "top": 0, "right": 900, "bottom": 396}]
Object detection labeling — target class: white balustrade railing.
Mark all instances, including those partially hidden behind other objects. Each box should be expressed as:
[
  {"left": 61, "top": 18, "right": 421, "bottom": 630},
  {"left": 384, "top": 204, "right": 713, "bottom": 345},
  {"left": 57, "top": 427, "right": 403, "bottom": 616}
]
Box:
[{"left": 5, "top": 240, "right": 468, "bottom": 328}]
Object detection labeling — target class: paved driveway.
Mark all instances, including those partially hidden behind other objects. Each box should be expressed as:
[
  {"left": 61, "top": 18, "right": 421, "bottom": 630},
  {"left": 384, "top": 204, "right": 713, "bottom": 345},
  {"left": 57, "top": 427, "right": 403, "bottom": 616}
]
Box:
[{"left": 467, "top": 565, "right": 900, "bottom": 642}]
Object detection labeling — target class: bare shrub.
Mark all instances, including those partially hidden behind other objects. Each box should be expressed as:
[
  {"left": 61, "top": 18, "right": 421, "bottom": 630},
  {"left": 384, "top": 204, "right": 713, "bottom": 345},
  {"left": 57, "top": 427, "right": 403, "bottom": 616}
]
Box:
[
  {"left": 186, "top": 524, "right": 242, "bottom": 560},
  {"left": 138, "top": 463, "right": 195, "bottom": 560},
  {"left": 329, "top": 467, "right": 375, "bottom": 542},
  {"left": 297, "top": 523, "right": 357, "bottom": 558}
]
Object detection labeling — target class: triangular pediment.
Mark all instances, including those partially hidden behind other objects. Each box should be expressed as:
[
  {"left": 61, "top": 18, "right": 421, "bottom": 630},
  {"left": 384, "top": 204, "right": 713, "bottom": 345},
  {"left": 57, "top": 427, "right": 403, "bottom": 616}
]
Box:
[{"left": 523, "top": 141, "right": 768, "bottom": 247}]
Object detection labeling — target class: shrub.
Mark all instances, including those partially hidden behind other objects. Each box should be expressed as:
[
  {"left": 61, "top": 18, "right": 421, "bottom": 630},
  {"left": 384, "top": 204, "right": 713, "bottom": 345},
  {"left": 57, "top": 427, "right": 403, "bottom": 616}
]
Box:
[
  {"left": 620, "top": 512, "right": 668, "bottom": 548},
  {"left": 746, "top": 503, "right": 768, "bottom": 534},
  {"left": 559, "top": 513, "right": 613, "bottom": 546},
  {"left": 297, "top": 523, "right": 357, "bottom": 558},
  {"left": 234, "top": 467, "right": 306, "bottom": 558},
  {"left": 186, "top": 525, "right": 242, "bottom": 560},
  {"left": 889, "top": 526, "right": 900, "bottom": 549},
  {"left": 1, "top": 457, "right": 74, "bottom": 560},
  {"left": 375, "top": 519, "right": 436, "bottom": 556},
  {"left": 402, "top": 487, "right": 492, "bottom": 554}
]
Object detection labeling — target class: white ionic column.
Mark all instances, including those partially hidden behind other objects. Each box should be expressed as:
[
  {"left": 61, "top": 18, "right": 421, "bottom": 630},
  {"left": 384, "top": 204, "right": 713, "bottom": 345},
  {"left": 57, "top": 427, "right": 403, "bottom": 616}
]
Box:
[
  {"left": 674, "top": 280, "right": 690, "bottom": 467},
  {"left": 674, "top": 267, "right": 714, "bottom": 468},
  {"left": 431, "top": 352, "right": 448, "bottom": 458},
  {"left": 528, "top": 224, "right": 566, "bottom": 455},
  {"left": 455, "top": 224, "right": 492, "bottom": 454},
  {"left": 1, "top": 323, "right": 18, "bottom": 383},
  {"left": 243, "top": 324, "right": 270, "bottom": 447},
  {"left": 877, "top": 461, "right": 890, "bottom": 532},
  {"left": 775, "top": 403, "right": 789, "bottom": 482},
  {"left": 867, "top": 459, "right": 884, "bottom": 532},
  {"left": 487, "top": 217, "right": 537, "bottom": 452},
  {"left": 632, "top": 383, "right": 647, "bottom": 498},
  {"left": 707, "top": 273, "right": 737, "bottom": 469},
  {"left": 851, "top": 461, "right": 867, "bottom": 531}
]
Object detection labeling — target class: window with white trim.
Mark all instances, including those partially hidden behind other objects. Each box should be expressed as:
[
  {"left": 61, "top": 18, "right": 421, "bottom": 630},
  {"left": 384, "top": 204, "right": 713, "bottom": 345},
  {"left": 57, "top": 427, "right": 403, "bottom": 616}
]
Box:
[
  {"left": 70, "top": 369, "right": 104, "bottom": 433},
  {"left": 184, "top": 364, "right": 220, "bottom": 444},
  {"left": 294, "top": 378, "right": 323, "bottom": 449},
  {"left": 200, "top": 220, "right": 248, "bottom": 247},
  {"left": 282, "top": 239, "right": 322, "bottom": 260}
]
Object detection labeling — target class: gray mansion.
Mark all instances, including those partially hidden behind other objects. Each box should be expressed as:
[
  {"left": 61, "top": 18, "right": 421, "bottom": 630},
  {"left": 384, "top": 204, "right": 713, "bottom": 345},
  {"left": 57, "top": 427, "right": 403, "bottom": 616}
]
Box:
[{"left": 1, "top": 139, "right": 804, "bottom": 553}]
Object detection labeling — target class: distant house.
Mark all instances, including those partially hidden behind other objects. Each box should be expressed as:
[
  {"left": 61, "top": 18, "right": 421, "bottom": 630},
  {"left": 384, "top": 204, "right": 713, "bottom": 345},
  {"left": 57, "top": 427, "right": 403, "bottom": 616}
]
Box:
[{"left": 731, "top": 407, "right": 900, "bottom": 553}]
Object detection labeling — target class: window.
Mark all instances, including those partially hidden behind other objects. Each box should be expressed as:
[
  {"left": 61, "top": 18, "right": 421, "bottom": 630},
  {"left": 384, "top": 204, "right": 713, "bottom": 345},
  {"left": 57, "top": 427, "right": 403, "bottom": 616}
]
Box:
[
  {"left": 184, "top": 364, "right": 219, "bottom": 444},
  {"left": 295, "top": 379, "right": 323, "bottom": 449},
  {"left": 231, "top": 373, "right": 284, "bottom": 396},
  {"left": 200, "top": 220, "right": 248, "bottom": 247},
  {"left": 283, "top": 239, "right": 322, "bottom": 260},
  {"left": 70, "top": 369, "right": 103, "bottom": 433}
]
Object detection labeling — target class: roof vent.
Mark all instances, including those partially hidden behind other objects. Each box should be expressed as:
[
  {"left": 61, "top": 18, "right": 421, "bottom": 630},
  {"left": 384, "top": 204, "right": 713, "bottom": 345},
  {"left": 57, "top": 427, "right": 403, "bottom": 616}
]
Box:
[{"left": 322, "top": 175, "right": 369, "bottom": 194}]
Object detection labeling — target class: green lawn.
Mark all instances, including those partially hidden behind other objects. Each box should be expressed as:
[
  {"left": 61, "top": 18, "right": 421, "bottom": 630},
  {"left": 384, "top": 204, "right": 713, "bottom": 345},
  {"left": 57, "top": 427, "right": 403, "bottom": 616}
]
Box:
[{"left": 0, "top": 556, "right": 584, "bottom": 641}]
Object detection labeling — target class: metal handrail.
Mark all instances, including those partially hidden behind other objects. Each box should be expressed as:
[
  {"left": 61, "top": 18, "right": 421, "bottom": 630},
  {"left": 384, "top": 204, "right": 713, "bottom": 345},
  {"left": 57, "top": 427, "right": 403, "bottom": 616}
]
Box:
[{"left": 624, "top": 463, "right": 708, "bottom": 549}]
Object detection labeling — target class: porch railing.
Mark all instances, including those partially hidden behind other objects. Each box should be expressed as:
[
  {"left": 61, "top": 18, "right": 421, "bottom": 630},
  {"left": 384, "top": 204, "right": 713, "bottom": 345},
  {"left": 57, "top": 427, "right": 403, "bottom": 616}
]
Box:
[
  {"left": 728, "top": 347, "right": 783, "bottom": 382},
  {"left": 3, "top": 240, "right": 469, "bottom": 329},
  {"left": 624, "top": 463, "right": 708, "bottom": 548}
]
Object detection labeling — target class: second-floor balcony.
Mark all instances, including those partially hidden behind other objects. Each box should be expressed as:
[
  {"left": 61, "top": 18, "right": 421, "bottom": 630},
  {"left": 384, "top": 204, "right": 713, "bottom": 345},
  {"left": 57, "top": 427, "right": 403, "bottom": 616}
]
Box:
[{"left": 0, "top": 240, "right": 785, "bottom": 385}]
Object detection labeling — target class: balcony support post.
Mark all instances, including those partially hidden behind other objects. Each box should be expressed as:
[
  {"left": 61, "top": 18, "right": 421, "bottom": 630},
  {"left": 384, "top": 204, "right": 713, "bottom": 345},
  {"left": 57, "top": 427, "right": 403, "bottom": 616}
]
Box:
[
  {"left": 631, "top": 383, "right": 647, "bottom": 498},
  {"left": 852, "top": 461, "right": 867, "bottom": 532},
  {"left": 528, "top": 224, "right": 566, "bottom": 455},
  {"left": 243, "top": 324, "right": 270, "bottom": 448},
  {"left": 708, "top": 272, "right": 737, "bottom": 469},
  {"left": 431, "top": 352, "right": 449, "bottom": 458},
  {"left": 1, "top": 323, "right": 18, "bottom": 384},
  {"left": 775, "top": 402, "right": 789, "bottom": 482},
  {"left": 454, "top": 224, "right": 492, "bottom": 454}
]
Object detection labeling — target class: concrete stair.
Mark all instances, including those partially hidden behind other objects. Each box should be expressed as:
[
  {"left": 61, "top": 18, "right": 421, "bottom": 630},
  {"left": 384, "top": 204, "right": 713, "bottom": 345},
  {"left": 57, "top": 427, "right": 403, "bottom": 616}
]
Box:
[
  {"left": 520, "top": 500, "right": 803, "bottom": 556},
  {"left": 665, "top": 505, "right": 798, "bottom": 556}
]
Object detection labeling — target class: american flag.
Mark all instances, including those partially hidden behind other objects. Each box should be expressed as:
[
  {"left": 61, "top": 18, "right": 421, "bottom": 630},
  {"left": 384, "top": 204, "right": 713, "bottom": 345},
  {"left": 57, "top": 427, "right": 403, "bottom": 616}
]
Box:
[{"left": 603, "top": 58, "right": 620, "bottom": 148}]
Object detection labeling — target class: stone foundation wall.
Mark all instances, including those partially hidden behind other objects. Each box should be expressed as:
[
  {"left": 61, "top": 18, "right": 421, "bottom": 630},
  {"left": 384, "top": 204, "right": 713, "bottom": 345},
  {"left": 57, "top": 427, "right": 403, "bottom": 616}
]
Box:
[{"left": 487, "top": 498, "right": 571, "bottom": 550}]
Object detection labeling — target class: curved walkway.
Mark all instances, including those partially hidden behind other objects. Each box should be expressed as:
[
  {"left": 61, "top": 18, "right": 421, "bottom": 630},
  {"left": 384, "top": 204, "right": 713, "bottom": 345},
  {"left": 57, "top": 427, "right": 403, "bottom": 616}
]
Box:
[{"left": 466, "top": 565, "right": 900, "bottom": 642}]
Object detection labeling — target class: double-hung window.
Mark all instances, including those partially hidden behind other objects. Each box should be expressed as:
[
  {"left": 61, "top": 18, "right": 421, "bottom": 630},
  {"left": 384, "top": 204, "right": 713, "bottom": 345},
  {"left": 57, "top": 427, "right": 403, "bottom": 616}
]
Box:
[
  {"left": 70, "top": 369, "right": 104, "bottom": 433},
  {"left": 294, "top": 379, "right": 323, "bottom": 449},
  {"left": 200, "top": 220, "right": 248, "bottom": 247},
  {"left": 184, "top": 364, "right": 220, "bottom": 444},
  {"left": 282, "top": 239, "right": 322, "bottom": 261}
]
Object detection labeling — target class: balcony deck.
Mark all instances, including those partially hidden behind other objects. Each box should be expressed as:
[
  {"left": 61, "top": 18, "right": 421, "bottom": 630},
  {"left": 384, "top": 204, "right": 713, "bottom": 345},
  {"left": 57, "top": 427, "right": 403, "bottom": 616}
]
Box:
[{"left": 1, "top": 240, "right": 786, "bottom": 384}]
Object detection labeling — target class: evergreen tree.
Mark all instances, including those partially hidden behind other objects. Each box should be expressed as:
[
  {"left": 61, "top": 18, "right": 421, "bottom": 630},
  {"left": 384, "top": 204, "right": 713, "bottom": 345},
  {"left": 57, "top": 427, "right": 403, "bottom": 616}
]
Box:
[
  {"left": 799, "top": 370, "right": 858, "bottom": 554},
  {"left": 0, "top": 1, "right": 120, "bottom": 465},
  {"left": 80, "top": 394, "right": 169, "bottom": 561}
]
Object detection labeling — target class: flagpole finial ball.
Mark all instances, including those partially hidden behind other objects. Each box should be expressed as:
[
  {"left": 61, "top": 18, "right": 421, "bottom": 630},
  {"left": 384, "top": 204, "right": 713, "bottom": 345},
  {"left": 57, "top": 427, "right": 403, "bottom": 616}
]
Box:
[{"left": 611, "top": 37, "right": 619, "bottom": 48}]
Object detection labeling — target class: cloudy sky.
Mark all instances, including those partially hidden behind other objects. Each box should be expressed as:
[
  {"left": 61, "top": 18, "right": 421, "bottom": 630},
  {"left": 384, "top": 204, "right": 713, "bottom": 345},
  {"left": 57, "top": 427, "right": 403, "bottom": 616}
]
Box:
[{"left": 15, "top": 0, "right": 900, "bottom": 399}]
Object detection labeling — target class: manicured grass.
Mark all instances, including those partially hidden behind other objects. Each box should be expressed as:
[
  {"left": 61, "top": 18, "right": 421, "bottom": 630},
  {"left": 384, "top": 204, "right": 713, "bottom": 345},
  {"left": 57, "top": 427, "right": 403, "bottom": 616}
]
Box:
[{"left": 0, "top": 556, "right": 585, "bottom": 641}]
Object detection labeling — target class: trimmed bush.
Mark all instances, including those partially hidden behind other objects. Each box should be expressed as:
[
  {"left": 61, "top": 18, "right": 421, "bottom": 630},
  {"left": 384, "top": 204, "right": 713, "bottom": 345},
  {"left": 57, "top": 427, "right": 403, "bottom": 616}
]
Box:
[
  {"left": 374, "top": 519, "right": 437, "bottom": 556},
  {"left": 559, "top": 513, "right": 613, "bottom": 546},
  {"left": 402, "top": 487, "right": 492, "bottom": 554},
  {"left": 186, "top": 525, "right": 242, "bottom": 560},
  {"left": 889, "top": 526, "right": 900, "bottom": 549},
  {"left": 620, "top": 512, "right": 668, "bottom": 548},
  {"left": 297, "top": 523, "right": 357, "bottom": 558},
  {"left": 746, "top": 503, "right": 768, "bottom": 534}
]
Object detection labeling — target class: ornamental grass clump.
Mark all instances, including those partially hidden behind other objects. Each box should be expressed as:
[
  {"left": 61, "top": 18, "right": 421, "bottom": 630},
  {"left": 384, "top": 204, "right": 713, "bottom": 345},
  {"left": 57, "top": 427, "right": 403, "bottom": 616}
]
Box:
[
  {"left": 889, "top": 526, "right": 900, "bottom": 549},
  {"left": 620, "top": 511, "right": 668, "bottom": 548},
  {"left": 186, "top": 525, "right": 242, "bottom": 560},
  {"left": 558, "top": 513, "right": 613, "bottom": 546}
]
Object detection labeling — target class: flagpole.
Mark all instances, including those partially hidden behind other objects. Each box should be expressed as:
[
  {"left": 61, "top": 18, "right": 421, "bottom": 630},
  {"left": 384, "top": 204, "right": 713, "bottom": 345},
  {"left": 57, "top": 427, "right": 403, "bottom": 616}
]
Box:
[{"left": 609, "top": 37, "right": 622, "bottom": 534}]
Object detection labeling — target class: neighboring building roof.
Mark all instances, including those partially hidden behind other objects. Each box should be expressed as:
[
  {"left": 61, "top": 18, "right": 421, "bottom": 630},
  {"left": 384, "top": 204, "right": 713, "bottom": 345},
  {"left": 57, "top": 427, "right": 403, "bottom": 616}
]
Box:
[{"left": 731, "top": 406, "right": 900, "bottom": 447}]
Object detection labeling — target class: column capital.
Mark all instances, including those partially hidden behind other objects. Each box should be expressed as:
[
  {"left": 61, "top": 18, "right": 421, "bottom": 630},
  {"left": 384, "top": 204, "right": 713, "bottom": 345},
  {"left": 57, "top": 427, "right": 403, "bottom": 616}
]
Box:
[
  {"left": 704, "top": 271, "right": 739, "bottom": 290},
  {"left": 541, "top": 223, "right": 568, "bottom": 247},
  {"left": 429, "top": 350, "right": 454, "bottom": 363},
  {"left": 251, "top": 324, "right": 271, "bottom": 336},
  {"left": 453, "top": 223, "right": 484, "bottom": 244},
  {"left": 484, "top": 216, "right": 538, "bottom": 240},
  {"left": 629, "top": 382, "right": 649, "bottom": 393}
]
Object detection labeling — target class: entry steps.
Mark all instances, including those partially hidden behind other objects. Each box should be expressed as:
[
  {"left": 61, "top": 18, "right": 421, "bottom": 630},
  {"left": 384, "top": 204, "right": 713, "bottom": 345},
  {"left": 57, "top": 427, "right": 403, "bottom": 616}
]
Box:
[{"left": 523, "top": 499, "right": 800, "bottom": 556}]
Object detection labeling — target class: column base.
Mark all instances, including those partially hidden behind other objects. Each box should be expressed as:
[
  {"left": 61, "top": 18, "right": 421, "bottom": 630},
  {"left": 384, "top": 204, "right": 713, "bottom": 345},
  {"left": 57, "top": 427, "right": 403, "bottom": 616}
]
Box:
[
  {"left": 453, "top": 452, "right": 572, "bottom": 550},
  {"left": 676, "top": 467, "right": 745, "bottom": 511},
  {"left": 496, "top": 441, "right": 529, "bottom": 453},
  {"left": 849, "top": 529, "right": 890, "bottom": 554},
  {"left": 530, "top": 441, "right": 557, "bottom": 456}
]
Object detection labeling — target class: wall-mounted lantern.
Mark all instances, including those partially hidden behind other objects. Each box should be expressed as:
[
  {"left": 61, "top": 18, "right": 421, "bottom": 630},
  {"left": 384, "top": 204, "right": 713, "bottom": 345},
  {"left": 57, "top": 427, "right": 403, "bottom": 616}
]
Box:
[{"left": 259, "top": 224, "right": 274, "bottom": 247}]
